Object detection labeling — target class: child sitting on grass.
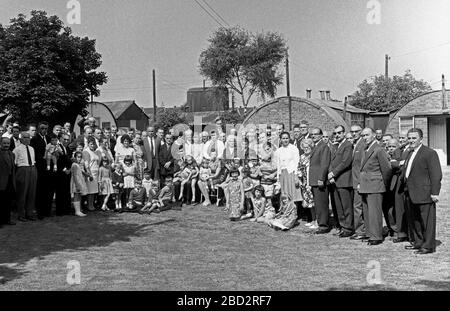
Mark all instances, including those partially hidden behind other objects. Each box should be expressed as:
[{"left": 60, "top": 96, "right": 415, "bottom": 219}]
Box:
[
  {"left": 126, "top": 179, "right": 147, "bottom": 212},
  {"left": 250, "top": 185, "right": 275, "bottom": 224},
  {"left": 140, "top": 181, "right": 160, "bottom": 214},
  {"left": 158, "top": 176, "right": 177, "bottom": 211},
  {"left": 226, "top": 168, "right": 244, "bottom": 221}
]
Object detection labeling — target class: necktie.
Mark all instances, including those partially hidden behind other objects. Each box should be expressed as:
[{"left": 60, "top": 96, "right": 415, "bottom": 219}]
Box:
[
  {"left": 42, "top": 135, "right": 47, "bottom": 145},
  {"left": 26, "top": 145, "right": 32, "bottom": 166},
  {"left": 151, "top": 138, "right": 154, "bottom": 157}
]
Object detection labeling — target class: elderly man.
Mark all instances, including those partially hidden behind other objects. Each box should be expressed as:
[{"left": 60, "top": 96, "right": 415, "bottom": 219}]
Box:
[
  {"left": 0, "top": 137, "right": 16, "bottom": 227},
  {"left": 13, "top": 132, "right": 38, "bottom": 221},
  {"left": 158, "top": 134, "right": 175, "bottom": 182},
  {"left": 142, "top": 126, "right": 160, "bottom": 180},
  {"left": 381, "top": 134, "right": 393, "bottom": 151},
  {"left": 358, "top": 128, "right": 392, "bottom": 245},
  {"left": 203, "top": 130, "right": 225, "bottom": 160},
  {"left": 55, "top": 133, "right": 73, "bottom": 216}
]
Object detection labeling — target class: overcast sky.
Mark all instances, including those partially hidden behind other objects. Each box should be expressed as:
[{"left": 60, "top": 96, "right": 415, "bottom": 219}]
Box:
[{"left": 1, "top": 0, "right": 449, "bottom": 108}]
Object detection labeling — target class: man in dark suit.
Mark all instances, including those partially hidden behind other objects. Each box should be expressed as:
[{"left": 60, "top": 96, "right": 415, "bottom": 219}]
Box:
[
  {"left": 328, "top": 125, "right": 354, "bottom": 238},
  {"left": 309, "top": 127, "right": 331, "bottom": 234},
  {"left": 358, "top": 128, "right": 392, "bottom": 245},
  {"left": 387, "top": 137, "right": 410, "bottom": 243},
  {"left": 9, "top": 126, "right": 21, "bottom": 151},
  {"left": 104, "top": 127, "right": 116, "bottom": 158},
  {"left": 143, "top": 126, "right": 160, "bottom": 180},
  {"left": 350, "top": 125, "right": 366, "bottom": 240},
  {"left": 0, "top": 137, "right": 16, "bottom": 227},
  {"left": 30, "top": 121, "right": 52, "bottom": 219},
  {"left": 55, "top": 133, "right": 73, "bottom": 216},
  {"left": 158, "top": 133, "right": 175, "bottom": 183},
  {"left": 402, "top": 128, "right": 442, "bottom": 254}
]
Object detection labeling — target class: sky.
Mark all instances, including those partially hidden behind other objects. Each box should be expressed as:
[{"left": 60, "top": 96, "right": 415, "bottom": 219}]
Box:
[{"left": 1, "top": 0, "right": 449, "bottom": 108}]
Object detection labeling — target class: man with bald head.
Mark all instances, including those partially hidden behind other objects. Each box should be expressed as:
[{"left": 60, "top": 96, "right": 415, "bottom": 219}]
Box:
[
  {"left": 142, "top": 126, "right": 160, "bottom": 180},
  {"left": 357, "top": 128, "right": 391, "bottom": 245}
]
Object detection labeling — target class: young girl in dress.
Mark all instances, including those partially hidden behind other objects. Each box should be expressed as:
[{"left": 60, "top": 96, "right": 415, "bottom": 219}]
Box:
[
  {"left": 240, "top": 167, "right": 254, "bottom": 220},
  {"left": 173, "top": 160, "right": 193, "bottom": 203},
  {"left": 269, "top": 194, "right": 298, "bottom": 231},
  {"left": 198, "top": 159, "right": 212, "bottom": 206},
  {"left": 70, "top": 151, "right": 87, "bottom": 217},
  {"left": 98, "top": 157, "right": 113, "bottom": 211},
  {"left": 226, "top": 168, "right": 244, "bottom": 221},
  {"left": 186, "top": 155, "right": 199, "bottom": 205},
  {"left": 111, "top": 163, "right": 124, "bottom": 211},
  {"left": 250, "top": 185, "right": 275, "bottom": 223},
  {"left": 122, "top": 155, "right": 137, "bottom": 207}
]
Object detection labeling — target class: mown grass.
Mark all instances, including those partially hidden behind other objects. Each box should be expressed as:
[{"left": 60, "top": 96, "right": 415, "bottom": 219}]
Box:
[{"left": 1, "top": 168, "right": 449, "bottom": 291}]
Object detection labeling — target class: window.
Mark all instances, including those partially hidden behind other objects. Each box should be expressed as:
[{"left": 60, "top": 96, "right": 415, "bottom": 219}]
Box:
[
  {"left": 399, "top": 116, "right": 414, "bottom": 133},
  {"left": 350, "top": 114, "right": 365, "bottom": 128},
  {"left": 130, "top": 120, "right": 136, "bottom": 129}
]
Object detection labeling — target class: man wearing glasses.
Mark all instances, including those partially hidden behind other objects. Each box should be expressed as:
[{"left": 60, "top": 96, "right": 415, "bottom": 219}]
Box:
[
  {"left": 328, "top": 125, "right": 354, "bottom": 238},
  {"left": 30, "top": 121, "right": 52, "bottom": 219}
]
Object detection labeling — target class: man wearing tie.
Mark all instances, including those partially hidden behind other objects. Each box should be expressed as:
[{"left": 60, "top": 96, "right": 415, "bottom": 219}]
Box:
[
  {"left": 55, "top": 133, "right": 73, "bottom": 216},
  {"left": 142, "top": 126, "right": 159, "bottom": 180},
  {"left": 30, "top": 121, "right": 52, "bottom": 219},
  {"left": 13, "top": 132, "right": 38, "bottom": 221},
  {"left": 158, "top": 134, "right": 175, "bottom": 182},
  {"left": 402, "top": 128, "right": 442, "bottom": 254},
  {"left": 358, "top": 128, "right": 391, "bottom": 245}
]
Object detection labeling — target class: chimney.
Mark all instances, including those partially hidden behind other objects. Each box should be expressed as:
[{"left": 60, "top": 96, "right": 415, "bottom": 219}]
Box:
[
  {"left": 319, "top": 90, "right": 325, "bottom": 100},
  {"left": 306, "top": 89, "right": 312, "bottom": 99},
  {"left": 325, "top": 90, "right": 331, "bottom": 101},
  {"left": 442, "top": 74, "right": 447, "bottom": 110}
]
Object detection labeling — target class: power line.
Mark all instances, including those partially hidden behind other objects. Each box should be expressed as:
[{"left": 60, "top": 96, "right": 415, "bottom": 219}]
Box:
[
  {"left": 392, "top": 41, "right": 450, "bottom": 58},
  {"left": 192, "top": 0, "right": 225, "bottom": 28},
  {"left": 201, "top": 0, "right": 230, "bottom": 27}
]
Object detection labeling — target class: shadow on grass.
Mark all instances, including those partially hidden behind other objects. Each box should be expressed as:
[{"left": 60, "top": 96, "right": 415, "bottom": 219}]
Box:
[
  {"left": 414, "top": 278, "right": 450, "bottom": 290},
  {"left": 0, "top": 212, "right": 150, "bottom": 285},
  {"left": 327, "top": 284, "right": 399, "bottom": 291}
]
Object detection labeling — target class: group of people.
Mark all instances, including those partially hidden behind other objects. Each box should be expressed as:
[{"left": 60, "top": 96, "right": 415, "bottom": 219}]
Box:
[{"left": 0, "top": 116, "right": 442, "bottom": 255}]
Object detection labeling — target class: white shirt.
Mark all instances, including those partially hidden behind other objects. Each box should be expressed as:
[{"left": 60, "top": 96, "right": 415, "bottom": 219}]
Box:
[
  {"left": 203, "top": 139, "right": 225, "bottom": 160},
  {"left": 2, "top": 132, "right": 12, "bottom": 139},
  {"left": 12, "top": 137, "right": 21, "bottom": 148},
  {"left": 13, "top": 144, "right": 36, "bottom": 167},
  {"left": 274, "top": 143, "right": 300, "bottom": 177},
  {"left": 405, "top": 144, "right": 422, "bottom": 179},
  {"left": 184, "top": 141, "right": 193, "bottom": 157},
  {"left": 147, "top": 136, "right": 157, "bottom": 157}
]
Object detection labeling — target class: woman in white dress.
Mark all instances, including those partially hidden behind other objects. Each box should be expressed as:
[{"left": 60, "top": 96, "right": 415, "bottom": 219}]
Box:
[
  {"left": 273, "top": 132, "right": 302, "bottom": 204},
  {"left": 82, "top": 137, "right": 100, "bottom": 211},
  {"left": 115, "top": 134, "right": 136, "bottom": 166}
]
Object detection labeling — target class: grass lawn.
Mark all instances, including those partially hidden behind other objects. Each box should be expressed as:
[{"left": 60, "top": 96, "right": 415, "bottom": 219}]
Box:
[{"left": 1, "top": 168, "right": 449, "bottom": 291}]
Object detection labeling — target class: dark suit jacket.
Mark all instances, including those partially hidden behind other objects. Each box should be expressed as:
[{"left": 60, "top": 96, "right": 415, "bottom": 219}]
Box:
[
  {"left": 389, "top": 146, "right": 408, "bottom": 191},
  {"left": 358, "top": 142, "right": 392, "bottom": 194},
  {"left": 329, "top": 139, "right": 353, "bottom": 188},
  {"left": 401, "top": 145, "right": 442, "bottom": 204},
  {"left": 143, "top": 136, "right": 160, "bottom": 172},
  {"left": 0, "top": 150, "right": 16, "bottom": 191},
  {"left": 30, "top": 134, "right": 51, "bottom": 170},
  {"left": 9, "top": 138, "right": 20, "bottom": 151},
  {"left": 351, "top": 138, "right": 366, "bottom": 189},
  {"left": 158, "top": 143, "right": 174, "bottom": 176},
  {"left": 56, "top": 144, "right": 73, "bottom": 173},
  {"left": 309, "top": 140, "right": 331, "bottom": 187}
]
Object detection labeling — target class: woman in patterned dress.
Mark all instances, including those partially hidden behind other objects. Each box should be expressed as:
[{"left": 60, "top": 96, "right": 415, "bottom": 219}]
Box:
[
  {"left": 299, "top": 138, "right": 317, "bottom": 229},
  {"left": 82, "top": 137, "right": 100, "bottom": 211},
  {"left": 133, "top": 133, "right": 145, "bottom": 180}
]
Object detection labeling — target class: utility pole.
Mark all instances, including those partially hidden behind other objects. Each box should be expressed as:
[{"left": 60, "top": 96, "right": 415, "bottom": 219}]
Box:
[
  {"left": 442, "top": 74, "right": 447, "bottom": 110},
  {"left": 152, "top": 69, "right": 157, "bottom": 123},
  {"left": 231, "top": 90, "right": 235, "bottom": 111},
  {"left": 385, "top": 54, "right": 391, "bottom": 108},
  {"left": 286, "top": 49, "right": 292, "bottom": 131}
]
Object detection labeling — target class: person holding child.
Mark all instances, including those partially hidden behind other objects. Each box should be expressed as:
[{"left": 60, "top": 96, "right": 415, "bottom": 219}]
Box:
[{"left": 44, "top": 133, "right": 62, "bottom": 172}]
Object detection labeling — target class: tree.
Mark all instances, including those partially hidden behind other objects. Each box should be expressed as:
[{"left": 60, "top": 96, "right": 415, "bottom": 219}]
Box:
[
  {"left": 220, "top": 109, "right": 245, "bottom": 126},
  {"left": 155, "top": 108, "right": 186, "bottom": 132},
  {"left": 199, "top": 26, "right": 286, "bottom": 111},
  {"left": 0, "top": 10, "right": 107, "bottom": 125},
  {"left": 350, "top": 70, "right": 432, "bottom": 112}
]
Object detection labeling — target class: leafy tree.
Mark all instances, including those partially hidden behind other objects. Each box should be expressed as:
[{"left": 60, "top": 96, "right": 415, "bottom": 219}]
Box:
[
  {"left": 199, "top": 26, "right": 286, "bottom": 111},
  {"left": 219, "top": 109, "right": 245, "bottom": 126},
  {"left": 0, "top": 10, "right": 107, "bottom": 125},
  {"left": 155, "top": 108, "right": 186, "bottom": 132},
  {"left": 350, "top": 70, "right": 432, "bottom": 112}
]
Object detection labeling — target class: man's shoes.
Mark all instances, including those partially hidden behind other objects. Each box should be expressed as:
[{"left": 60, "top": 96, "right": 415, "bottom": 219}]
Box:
[
  {"left": 414, "top": 248, "right": 434, "bottom": 255},
  {"left": 332, "top": 229, "right": 343, "bottom": 236},
  {"left": 339, "top": 231, "right": 354, "bottom": 238},
  {"left": 405, "top": 245, "right": 420, "bottom": 250},
  {"left": 18, "top": 217, "right": 28, "bottom": 222},
  {"left": 367, "top": 240, "right": 383, "bottom": 246},
  {"left": 392, "top": 237, "right": 409, "bottom": 243},
  {"left": 315, "top": 229, "right": 330, "bottom": 235},
  {"left": 350, "top": 234, "right": 366, "bottom": 240}
]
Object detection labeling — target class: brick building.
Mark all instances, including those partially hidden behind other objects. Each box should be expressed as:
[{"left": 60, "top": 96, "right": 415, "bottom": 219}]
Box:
[{"left": 385, "top": 88, "right": 450, "bottom": 165}]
